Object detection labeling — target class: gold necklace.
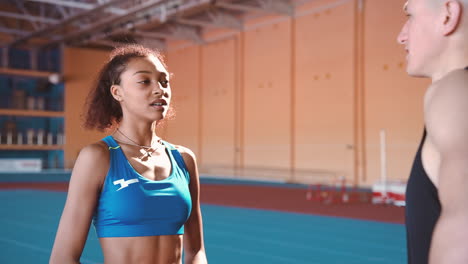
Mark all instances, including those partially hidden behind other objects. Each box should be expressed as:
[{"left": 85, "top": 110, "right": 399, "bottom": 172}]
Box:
[{"left": 114, "top": 128, "right": 163, "bottom": 160}]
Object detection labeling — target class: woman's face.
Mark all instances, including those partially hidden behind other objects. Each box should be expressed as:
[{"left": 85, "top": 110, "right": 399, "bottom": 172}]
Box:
[{"left": 112, "top": 55, "right": 171, "bottom": 123}]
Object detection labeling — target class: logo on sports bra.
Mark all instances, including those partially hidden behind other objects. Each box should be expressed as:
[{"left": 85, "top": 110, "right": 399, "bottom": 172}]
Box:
[{"left": 113, "top": 178, "right": 139, "bottom": 191}]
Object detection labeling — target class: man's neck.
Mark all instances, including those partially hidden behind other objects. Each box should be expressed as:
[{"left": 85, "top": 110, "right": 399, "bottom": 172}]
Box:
[{"left": 431, "top": 63, "right": 468, "bottom": 83}]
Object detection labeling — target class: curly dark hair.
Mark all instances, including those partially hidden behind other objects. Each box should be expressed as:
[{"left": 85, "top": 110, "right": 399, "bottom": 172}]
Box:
[{"left": 83, "top": 44, "right": 167, "bottom": 131}]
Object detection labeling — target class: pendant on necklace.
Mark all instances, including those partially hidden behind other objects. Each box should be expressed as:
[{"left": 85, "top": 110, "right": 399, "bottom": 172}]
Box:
[{"left": 139, "top": 148, "right": 153, "bottom": 160}]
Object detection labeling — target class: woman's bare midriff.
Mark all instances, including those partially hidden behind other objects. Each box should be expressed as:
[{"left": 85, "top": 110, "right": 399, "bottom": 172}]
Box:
[{"left": 100, "top": 235, "right": 183, "bottom": 264}]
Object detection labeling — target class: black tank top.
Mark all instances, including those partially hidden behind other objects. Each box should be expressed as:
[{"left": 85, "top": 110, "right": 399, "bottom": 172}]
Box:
[{"left": 405, "top": 129, "right": 441, "bottom": 264}]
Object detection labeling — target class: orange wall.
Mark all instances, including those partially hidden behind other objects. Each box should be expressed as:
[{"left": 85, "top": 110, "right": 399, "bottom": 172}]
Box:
[
  {"left": 63, "top": 47, "right": 108, "bottom": 168},
  {"left": 243, "top": 20, "right": 292, "bottom": 172},
  {"left": 363, "top": 0, "right": 430, "bottom": 185},
  {"left": 200, "top": 39, "right": 237, "bottom": 172},
  {"left": 164, "top": 0, "right": 430, "bottom": 186},
  {"left": 164, "top": 46, "right": 201, "bottom": 158},
  {"left": 294, "top": 0, "right": 355, "bottom": 184}
]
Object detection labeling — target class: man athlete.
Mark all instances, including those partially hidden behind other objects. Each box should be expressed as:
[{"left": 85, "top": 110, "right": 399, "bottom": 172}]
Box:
[{"left": 398, "top": 0, "right": 468, "bottom": 263}]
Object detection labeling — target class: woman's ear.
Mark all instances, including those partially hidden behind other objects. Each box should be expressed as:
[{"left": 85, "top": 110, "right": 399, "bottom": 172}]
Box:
[{"left": 110, "top": 84, "right": 122, "bottom": 102}]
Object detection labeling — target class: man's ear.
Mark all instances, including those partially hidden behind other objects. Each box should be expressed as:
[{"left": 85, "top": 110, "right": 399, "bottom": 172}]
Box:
[{"left": 441, "top": 0, "right": 462, "bottom": 36}]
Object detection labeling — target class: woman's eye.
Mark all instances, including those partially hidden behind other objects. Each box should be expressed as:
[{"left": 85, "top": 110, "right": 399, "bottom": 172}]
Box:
[
  {"left": 160, "top": 80, "right": 169, "bottom": 85},
  {"left": 138, "top": 80, "right": 151, "bottom": 84}
]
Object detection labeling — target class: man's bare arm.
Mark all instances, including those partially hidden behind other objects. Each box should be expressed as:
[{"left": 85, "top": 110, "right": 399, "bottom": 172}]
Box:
[{"left": 427, "top": 70, "right": 468, "bottom": 264}]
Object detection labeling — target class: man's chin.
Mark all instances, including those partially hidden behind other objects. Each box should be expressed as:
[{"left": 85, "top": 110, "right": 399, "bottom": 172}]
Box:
[{"left": 406, "top": 67, "right": 428, "bottom": 78}]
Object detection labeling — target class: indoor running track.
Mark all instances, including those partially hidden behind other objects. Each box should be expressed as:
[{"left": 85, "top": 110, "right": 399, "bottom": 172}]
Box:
[{"left": 0, "top": 189, "right": 406, "bottom": 264}]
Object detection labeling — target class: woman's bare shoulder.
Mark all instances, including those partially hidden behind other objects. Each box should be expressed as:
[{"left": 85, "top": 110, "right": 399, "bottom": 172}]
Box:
[{"left": 70, "top": 140, "right": 110, "bottom": 185}]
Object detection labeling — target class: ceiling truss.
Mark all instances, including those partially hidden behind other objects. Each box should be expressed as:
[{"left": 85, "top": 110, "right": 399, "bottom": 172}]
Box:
[{"left": 0, "top": 0, "right": 312, "bottom": 50}]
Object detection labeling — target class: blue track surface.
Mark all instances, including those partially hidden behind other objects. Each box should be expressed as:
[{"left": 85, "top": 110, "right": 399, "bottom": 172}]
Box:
[{"left": 0, "top": 190, "right": 406, "bottom": 264}]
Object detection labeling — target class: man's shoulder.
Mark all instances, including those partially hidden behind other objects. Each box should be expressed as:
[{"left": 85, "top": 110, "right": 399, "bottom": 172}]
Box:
[{"left": 425, "top": 68, "right": 468, "bottom": 152}]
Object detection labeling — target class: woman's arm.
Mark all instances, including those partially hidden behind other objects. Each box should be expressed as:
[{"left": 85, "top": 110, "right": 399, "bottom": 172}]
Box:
[
  {"left": 49, "top": 142, "right": 109, "bottom": 264},
  {"left": 178, "top": 146, "right": 207, "bottom": 264}
]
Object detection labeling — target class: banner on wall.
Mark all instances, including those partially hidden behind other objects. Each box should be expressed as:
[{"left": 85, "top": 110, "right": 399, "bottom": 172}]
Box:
[{"left": 0, "top": 159, "right": 42, "bottom": 172}]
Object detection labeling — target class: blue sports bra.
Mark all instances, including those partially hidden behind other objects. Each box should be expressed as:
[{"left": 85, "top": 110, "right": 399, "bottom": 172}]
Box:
[{"left": 93, "top": 136, "right": 192, "bottom": 237}]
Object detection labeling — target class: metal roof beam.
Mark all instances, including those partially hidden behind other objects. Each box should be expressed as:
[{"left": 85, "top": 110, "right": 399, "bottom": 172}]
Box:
[
  {"left": 0, "top": 11, "right": 59, "bottom": 24},
  {"left": 216, "top": 0, "right": 294, "bottom": 16},
  {"left": 14, "top": 0, "right": 40, "bottom": 29},
  {"left": 166, "top": 23, "right": 204, "bottom": 43},
  {"left": 207, "top": 10, "right": 243, "bottom": 30},
  {"left": 56, "top": 0, "right": 181, "bottom": 46},
  {"left": 26, "top": 0, "right": 126, "bottom": 15},
  {"left": 0, "top": 27, "right": 30, "bottom": 36},
  {"left": 177, "top": 10, "right": 243, "bottom": 30},
  {"left": 215, "top": 2, "right": 263, "bottom": 13},
  {"left": 134, "top": 24, "right": 204, "bottom": 44},
  {"left": 257, "top": 0, "right": 294, "bottom": 16},
  {"left": 10, "top": 0, "right": 128, "bottom": 46},
  {"left": 64, "top": 0, "right": 216, "bottom": 47},
  {"left": 54, "top": 4, "right": 71, "bottom": 18}
]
